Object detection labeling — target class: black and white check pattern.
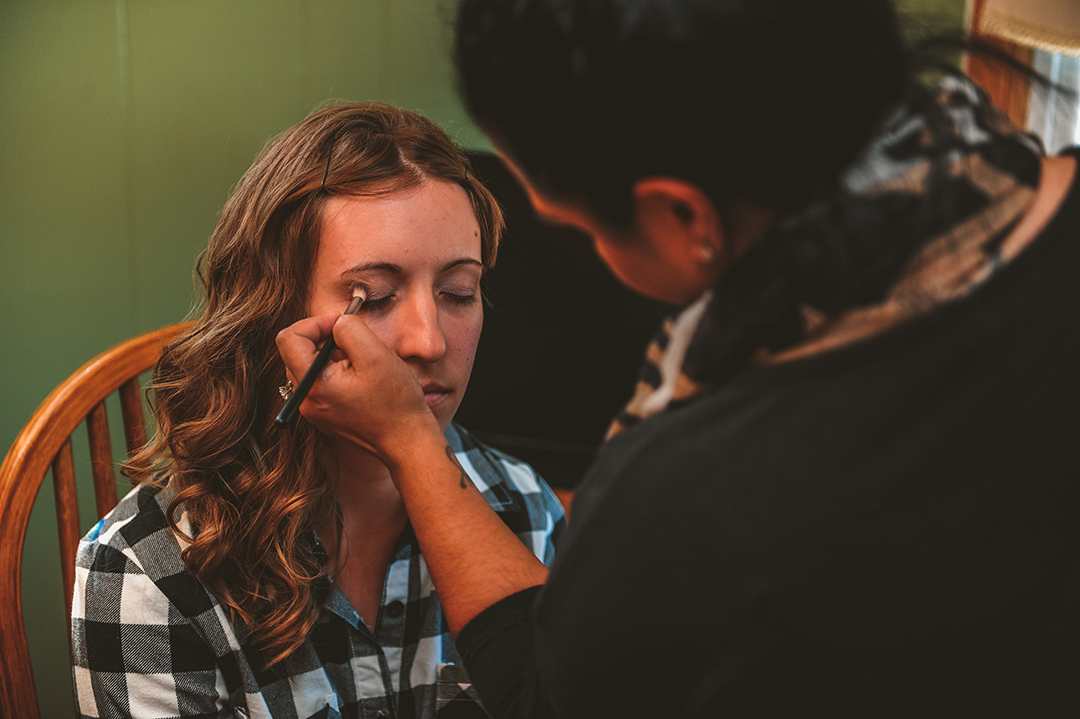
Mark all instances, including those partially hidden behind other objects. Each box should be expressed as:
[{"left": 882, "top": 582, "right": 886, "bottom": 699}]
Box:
[{"left": 71, "top": 423, "right": 565, "bottom": 719}]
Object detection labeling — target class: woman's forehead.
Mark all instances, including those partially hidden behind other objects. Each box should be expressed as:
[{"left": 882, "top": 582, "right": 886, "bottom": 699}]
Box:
[{"left": 317, "top": 181, "right": 482, "bottom": 268}]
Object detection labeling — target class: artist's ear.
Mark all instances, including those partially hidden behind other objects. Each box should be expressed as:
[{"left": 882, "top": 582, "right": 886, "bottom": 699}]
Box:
[{"left": 631, "top": 177, "right": 724, "bottom": 277}]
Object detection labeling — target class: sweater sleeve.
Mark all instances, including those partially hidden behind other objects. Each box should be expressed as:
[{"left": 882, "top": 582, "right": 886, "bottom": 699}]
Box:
[{"left": 456, "top": 585, "right": 554, "bottom": 719}]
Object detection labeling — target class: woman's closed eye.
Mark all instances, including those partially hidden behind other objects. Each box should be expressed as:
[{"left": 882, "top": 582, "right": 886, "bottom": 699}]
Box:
[
  {"left": 363, "top": 293, "right": 395, "bottom": 311},
  {"left": 441, "top": 290, "right": 478, "bottom": 306},
  {"left": 360, "top": 290, "right": 477, "bottom": 312}
]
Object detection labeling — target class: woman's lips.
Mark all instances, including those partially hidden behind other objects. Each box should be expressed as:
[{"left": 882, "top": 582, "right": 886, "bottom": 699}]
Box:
[{"left": 422, "top": 386, "right": 450, "bottom": 408}]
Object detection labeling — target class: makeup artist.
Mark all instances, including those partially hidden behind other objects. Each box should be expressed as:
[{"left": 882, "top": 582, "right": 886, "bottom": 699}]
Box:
[{"left": 277, "top": 0, "right": 1080, "bottom": 715}]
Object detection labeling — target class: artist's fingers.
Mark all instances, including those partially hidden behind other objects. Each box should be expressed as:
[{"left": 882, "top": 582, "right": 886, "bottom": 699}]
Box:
[
  {"left": 332, "top": 314, "right": 429, "bottom": 411},
  {"left": 325, "top": 314, "right": 437, "bottom": 460},
  {"left": 276, "top": 313, "right": 339, "bottom": 380}
]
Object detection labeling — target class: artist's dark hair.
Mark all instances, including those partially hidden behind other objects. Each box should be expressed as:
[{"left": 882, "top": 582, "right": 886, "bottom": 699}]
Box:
[
  {"left": 454, "top": 0, "right": 1048, "bottom": 383},
  {"left": 124, "top": 102, "right": 503, "bottom": 667},
  {"left": 455, "top": 0, "right": 910, "bottom": 224}
]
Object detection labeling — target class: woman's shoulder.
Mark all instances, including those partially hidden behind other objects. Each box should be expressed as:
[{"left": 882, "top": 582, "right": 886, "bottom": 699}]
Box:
[
  {"left": 79, "top": 481, "right": 174, "bottom": 554},
  {"left": 447, "top": 423, "right": 566, "bottom": 552},
  {"left": 71, "top": 483, "right": 238, "bottom": 717},
  {"left": 76, "top": 480, "right": 202, "bottom": 605},
  {"left": 447, "top": 423, "right": 549, "bottom": 498},
  {"left": 75, "top": 479, "right": 230, "bottom": 625}
]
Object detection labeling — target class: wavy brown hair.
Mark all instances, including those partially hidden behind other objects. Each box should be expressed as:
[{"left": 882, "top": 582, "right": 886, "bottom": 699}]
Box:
[{"left": 124, "top": 102, "right": 503, "bottom": 666}]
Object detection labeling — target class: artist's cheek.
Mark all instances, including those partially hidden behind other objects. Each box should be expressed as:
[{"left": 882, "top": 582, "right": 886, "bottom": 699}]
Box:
[{"left": 594, "top": 236, "right": 647, "bottom": 293}]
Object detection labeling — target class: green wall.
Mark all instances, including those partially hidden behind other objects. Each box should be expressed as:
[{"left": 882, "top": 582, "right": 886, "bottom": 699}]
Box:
[
  {"left": 0, "top": 1, "right": 482, "bottom": 716},
  {"left": 1, "top": 0, "right": 968, "bottom": 716}
]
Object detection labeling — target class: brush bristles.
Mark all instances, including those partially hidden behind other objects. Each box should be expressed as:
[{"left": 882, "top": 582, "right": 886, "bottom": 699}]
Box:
[{"left": 343, "top": 287, "right": 366, "bottom": 315}]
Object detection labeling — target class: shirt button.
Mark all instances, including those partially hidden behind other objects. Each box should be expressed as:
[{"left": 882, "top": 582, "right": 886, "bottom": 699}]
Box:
[{"left": 386, "top": 600, "right": 405, "bottom": 618}]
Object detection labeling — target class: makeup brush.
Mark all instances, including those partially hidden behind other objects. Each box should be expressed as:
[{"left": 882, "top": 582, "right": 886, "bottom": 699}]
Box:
[{"left": 275, "top": 286, "right": 366, "bottom": 429}]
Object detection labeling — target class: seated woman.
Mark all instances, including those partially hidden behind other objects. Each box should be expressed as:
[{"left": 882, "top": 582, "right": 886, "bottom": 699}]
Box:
[{"left": 70, "top": 102, "right": 565, "bottom": 719}]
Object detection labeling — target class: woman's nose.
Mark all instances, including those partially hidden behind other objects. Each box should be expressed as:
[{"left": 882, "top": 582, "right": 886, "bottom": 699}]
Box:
[{"left": 394, "top": 292, "right": 447, "bottom": 362}]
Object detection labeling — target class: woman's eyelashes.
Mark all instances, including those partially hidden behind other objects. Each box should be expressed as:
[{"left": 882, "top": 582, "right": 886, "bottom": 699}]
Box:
[
  {"left": 346, "top": 281, "right": 392, "bottom": 309},
  {"left": 362, "top": 292, "right": 395, "bottom": 310},
  {"left": 357, "top": 289, "right": 479, "bottom": 312},
  {"left": 442, "top": 290, "right": 479, "bottom": 306}
]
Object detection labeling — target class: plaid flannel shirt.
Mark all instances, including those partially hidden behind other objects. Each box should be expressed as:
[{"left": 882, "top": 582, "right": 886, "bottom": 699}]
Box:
[{"left": 71, "top": 423, "right": 565, "bottom": 719}]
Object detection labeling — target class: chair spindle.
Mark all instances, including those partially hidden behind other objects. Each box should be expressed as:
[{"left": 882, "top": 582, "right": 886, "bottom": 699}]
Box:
[
  {"left": 118, "top": 377, "right": 148, "bottom": 459},
  {"left": 51, "top": 438, "right": 81, "bottom": 622},
  {"left": 86, "top": 402, "right": 118, "bottom": 519}
]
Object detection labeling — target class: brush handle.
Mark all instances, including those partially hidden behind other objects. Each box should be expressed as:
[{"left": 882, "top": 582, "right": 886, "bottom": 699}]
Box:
[{"left": 275, "top": 294, "right": 365, "bottom": 429}]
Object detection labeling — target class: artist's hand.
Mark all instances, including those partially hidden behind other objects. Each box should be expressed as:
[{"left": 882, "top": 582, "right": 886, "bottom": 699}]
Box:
[
  {"left": 282, "top": 313, "right": 550, "bottom": 638},
  {"left": 276, "top": 313, "right": 442, "bottom": 463}
]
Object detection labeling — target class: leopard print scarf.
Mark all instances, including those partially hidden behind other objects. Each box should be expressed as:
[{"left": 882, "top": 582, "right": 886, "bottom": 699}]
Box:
[{"left": 608, "top": 76, "right": 1043, "bottom": 438}]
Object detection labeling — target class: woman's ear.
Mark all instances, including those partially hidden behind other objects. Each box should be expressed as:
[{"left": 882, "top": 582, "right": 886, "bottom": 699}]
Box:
[{"left": 631, "top": 177, "right": 724, "bottom": 272}]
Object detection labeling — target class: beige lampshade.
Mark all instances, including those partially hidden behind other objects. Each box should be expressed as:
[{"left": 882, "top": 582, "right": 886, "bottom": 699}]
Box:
[{"left": 979, "top": 0, "right": 1080, "bottom": 57}]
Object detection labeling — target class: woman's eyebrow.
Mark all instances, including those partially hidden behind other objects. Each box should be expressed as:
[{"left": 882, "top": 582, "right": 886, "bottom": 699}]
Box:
[
  {"left": 442, "top": 258, "right": 483, "bottom": 272},
  {"left": 338, "top": 258, "right": 481, "bottom": 279},
  {"left": 340, "top": 262, "right": 402, "bottom": 278}
]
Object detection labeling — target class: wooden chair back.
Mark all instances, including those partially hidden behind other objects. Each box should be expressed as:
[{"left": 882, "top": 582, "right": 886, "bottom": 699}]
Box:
[{"left": 0, "top": 323, "right": 192, "bottom": 719}]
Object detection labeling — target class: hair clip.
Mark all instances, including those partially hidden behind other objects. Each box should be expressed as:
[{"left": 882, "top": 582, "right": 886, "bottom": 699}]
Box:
[{"left": 321, "top": 137, "right": 336, "bottom": 191}]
